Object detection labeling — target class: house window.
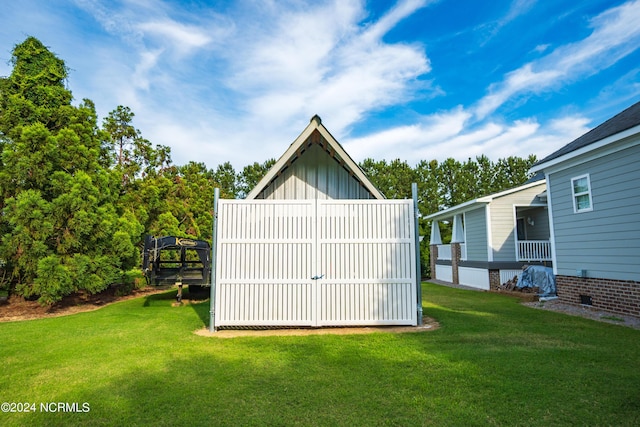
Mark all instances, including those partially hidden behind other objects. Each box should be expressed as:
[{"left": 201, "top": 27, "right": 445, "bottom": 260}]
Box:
[{"left": 571, "top": 174, "right": 593, "bottom": 213}]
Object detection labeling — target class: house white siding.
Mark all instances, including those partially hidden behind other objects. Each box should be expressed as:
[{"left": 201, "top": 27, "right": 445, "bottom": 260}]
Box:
[
  {"left": 490, "top": 184, "right": 546, "bottom": 262},
  {"left": 548, "top": 142, "right": 640, "bottom": 281}
]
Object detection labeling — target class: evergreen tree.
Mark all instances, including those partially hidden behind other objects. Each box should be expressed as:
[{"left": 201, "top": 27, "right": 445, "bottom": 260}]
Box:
[
  {"left": 103, "top": 105, "right": 159, "bottom": 186},
  {"left": 237, "top": 159, "right": 276, "bottom": 198},
  {"left": 0, "top": 37, "right": 141, "bottom": 304}
]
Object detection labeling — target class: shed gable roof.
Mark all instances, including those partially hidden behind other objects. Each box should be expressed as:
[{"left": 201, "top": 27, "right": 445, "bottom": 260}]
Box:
[
  {"left": 246, "top": 115, "right": 385, "bottom": 200},
  {"left": 533, "top": 101, "right": 640, "bottom": 168}
]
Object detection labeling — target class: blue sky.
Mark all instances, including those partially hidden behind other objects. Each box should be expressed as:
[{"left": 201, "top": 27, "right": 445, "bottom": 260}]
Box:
[{"left": 2, "top": 0, "right": 640, "bottom": 170}]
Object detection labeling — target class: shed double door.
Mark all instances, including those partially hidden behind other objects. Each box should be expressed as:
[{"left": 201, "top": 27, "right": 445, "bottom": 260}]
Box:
[{"left": 214, "top": 199, "right": 417, "bottom": 328}]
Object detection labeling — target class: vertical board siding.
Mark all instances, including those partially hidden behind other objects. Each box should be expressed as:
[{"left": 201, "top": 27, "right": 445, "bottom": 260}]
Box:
[
  {"left": 215, "top": 200, "right": 315, "bottom": 326},
  {"left": 215, "top": 199, "right": 417, "bottom": 327},
  {"left": 317, "top": 200, "right": 417, "bottom": 326},
  {"left": 260, "top": 144, "right": 373, "bottom": 200}
]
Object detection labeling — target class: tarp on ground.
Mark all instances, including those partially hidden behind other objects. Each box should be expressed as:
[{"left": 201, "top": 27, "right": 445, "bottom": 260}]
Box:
[{"left": 518, "top": 266, "right": 556, "bottom": 297}]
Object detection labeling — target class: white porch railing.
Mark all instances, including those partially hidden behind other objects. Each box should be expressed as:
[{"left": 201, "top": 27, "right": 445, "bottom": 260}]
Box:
[
  {"left": 518, "top": 240, "right": 551, "bottom": 262},
  {"left": 436, "top": 243, "right": 466, "bottom": 261}
]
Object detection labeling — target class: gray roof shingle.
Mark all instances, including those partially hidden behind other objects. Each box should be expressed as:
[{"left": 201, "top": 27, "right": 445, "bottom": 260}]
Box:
[{"left": 534, "top": 101, "right": 640, "bottom": 166}]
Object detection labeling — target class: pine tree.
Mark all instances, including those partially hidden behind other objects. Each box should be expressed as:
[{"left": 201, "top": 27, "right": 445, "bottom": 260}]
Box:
[{"left": 0, "top": 37, "right": 142, "bottom": 304}]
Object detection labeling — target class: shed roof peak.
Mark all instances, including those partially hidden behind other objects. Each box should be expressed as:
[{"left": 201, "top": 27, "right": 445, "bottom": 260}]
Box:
[
  {"left": 245, "top": 116, "right": 385, "bottom": 200},
  {"left": 310, "top": 114, "right": 322, "bottom": 125}
]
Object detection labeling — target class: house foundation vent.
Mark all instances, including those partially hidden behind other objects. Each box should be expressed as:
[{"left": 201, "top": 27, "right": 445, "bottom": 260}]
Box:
[{"left": 579, "top": 295, "right": 593, "bottom": 306}]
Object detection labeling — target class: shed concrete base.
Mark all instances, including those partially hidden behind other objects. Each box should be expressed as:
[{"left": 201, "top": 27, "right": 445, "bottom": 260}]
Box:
[{"left": 195, "top": 317, "right": 439, "bottom": 338}]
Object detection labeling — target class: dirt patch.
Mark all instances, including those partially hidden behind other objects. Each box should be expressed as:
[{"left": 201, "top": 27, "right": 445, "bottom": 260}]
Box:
[
  {"left": 522, "top": 299, "right": 640, "bottom": 330},
  {"left": 194, "top": 317, "right": 440, "bottom": 338},
  {"left": 0, "top": 286, "right": 166, "bottom": 322},
  {"left": 0, "top": 289, "right": 440, "bottom": 337}
]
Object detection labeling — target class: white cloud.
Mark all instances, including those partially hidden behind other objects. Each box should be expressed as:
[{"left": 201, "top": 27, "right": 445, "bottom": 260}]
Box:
[
  {"left": 132, "top": 49, "right": 163, "bottom": 90},
  {"left": 4, "top": 0, "right": 634, "bottom": 172},
  {"left": 482, "top": 0, "right": 537, "bottom": 42},
  {"left": 331, "top": 1, "right": 640, "bottom": 168},
  {"left": 533, "top": 44, "right": 550, "bottom": 54},
  {"left": 345, "top": 106, "right": 473, "bottom": 161},
  {"left": 473, "top": 0, "right": 640, "bottom": 120},
  {"left": 361, "top": 0, "right": 431, "bottom": 42},
  {"left": 136, "top": 20, "right": 216, "bottom": 58},
  {"left": 344, "top": 106, "right": 591, "bottom": 165}
]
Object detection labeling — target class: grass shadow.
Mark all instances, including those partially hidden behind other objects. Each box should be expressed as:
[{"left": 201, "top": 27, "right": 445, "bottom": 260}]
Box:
[
  {"left": 141, "top": 287, "right": 211, "bottom": 327},
  {"left": 189, "top": 300, "right": 210, "bottom": 327},
  {"left": 143, "top": 289, "right": 178, "bottom": 306}
]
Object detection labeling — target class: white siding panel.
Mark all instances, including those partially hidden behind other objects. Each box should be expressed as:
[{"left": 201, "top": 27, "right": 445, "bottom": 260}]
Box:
[{"left": 458, "top": 267, "right": 490, "bottom": 290}]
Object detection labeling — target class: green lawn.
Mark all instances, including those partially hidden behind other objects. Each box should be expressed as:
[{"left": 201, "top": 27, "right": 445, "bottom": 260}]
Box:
[{"left": 1, "top": 283, "right": 639, "bottom": 426}]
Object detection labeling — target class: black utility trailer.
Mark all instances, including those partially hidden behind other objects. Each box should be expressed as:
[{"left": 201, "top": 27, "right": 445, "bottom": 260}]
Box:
[{"left": 142, "top": 235, "right": 211, "bottom": 301}]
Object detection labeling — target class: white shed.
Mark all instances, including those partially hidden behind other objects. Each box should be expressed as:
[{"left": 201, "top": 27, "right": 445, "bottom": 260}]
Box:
[{"left": 211, "top": 116, "right": 419, "bottom": 330}]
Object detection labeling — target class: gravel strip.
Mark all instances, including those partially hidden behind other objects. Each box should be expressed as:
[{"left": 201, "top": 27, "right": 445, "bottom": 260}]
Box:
[{"left": 522, "top": 298, "right": 640, "bottom": 330}]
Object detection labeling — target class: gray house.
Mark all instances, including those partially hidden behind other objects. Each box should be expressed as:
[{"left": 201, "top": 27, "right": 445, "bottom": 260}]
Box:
[
  {"left": 426, "top": 176, "right": 550, "bottom": 290},
  {"left": 530, "top": 101, "right": 640, "bottom": 317}
]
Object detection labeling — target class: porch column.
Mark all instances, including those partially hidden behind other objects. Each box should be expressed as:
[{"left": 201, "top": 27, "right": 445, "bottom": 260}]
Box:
[
  {"left": 451, "top": 242, "right": 460, "bottom": 285},
  {"left": 452, "top": 214, "right": 464, "bottom": 243},
  {"left": 429, "top": 221, "right": 442, "bottom": 280},
  {"left": 451, "top": 214, "right": 463, "bottom": 284}
]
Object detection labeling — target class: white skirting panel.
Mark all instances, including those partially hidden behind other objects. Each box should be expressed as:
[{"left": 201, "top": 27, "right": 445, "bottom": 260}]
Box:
[
  {"left": 458, "top": 267, "right": 490, "bottom": 290},
  {"left": 499, "top": 270, "right": 522, "bottom": 285},
  {"left": 435, "top": 264, "right": 453, "bottom": 283}
]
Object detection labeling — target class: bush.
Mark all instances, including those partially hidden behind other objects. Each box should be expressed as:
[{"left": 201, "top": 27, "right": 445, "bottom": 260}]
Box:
[{"left": 115, "top": 269, "right": 147, "bottom": 296}]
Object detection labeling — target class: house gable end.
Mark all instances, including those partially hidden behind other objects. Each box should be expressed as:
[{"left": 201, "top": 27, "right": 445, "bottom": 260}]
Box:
[{"left": 246, "top": 116, "right": 385, "bottom": 200}]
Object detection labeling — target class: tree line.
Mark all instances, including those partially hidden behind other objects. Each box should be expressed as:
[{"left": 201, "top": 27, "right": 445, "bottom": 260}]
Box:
[{"left": 0, "top": 37, "right": 536, "bottom": 304}]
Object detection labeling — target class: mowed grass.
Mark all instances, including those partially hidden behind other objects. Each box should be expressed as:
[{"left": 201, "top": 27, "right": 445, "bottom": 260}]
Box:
[{"left": 1, "top": 283, "right": 639, "bottom": 426}]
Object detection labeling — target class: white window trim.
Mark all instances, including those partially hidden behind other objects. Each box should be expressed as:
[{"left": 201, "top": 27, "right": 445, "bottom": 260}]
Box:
[{"left": 571, "top": 174, "right": 593, "bottom": 213}]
